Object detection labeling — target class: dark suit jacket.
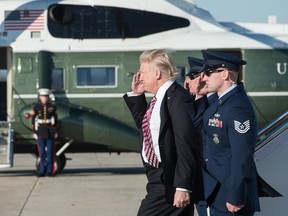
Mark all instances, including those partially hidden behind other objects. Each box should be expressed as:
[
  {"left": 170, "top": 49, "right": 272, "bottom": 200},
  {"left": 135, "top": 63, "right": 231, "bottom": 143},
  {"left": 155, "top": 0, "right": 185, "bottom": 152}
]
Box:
[{"left": 123, "top": 81, "right": 203, "bottom": 204}]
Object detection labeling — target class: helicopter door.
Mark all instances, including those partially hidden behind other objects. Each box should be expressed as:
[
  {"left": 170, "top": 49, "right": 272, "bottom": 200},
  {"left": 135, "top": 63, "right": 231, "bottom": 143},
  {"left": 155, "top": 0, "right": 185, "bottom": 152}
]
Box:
[
  {"left": 0, "top": 47, "right": 14, "bottom": 168},
  {"left": 0, "top": 47, "right": 8, "bottom": 121}
]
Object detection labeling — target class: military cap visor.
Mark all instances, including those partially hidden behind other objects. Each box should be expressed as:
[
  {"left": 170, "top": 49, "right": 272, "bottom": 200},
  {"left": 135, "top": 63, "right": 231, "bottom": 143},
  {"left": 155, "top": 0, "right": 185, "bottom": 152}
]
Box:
[
  {"left": 185, "top": 69, "right": 202, "bottom": 77},
  {"left": 200, "top": 50, "right": 246, "bottom": 72}
]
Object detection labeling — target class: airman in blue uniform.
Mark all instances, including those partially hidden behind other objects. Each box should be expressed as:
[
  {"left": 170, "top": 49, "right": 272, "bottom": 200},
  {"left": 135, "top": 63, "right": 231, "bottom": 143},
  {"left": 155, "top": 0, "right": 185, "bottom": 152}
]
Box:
[
  {"left": 198, "top": 50, "right": 260, "bottom": 216},
  {"left": 184, "top": 56, "right": 205, "bottom": 95},
  {"left": 185, "top": 56, "right": 218, "bottom": 131},
  {"left": 184, "top": 56, "right": 208, "bottom": 216}
]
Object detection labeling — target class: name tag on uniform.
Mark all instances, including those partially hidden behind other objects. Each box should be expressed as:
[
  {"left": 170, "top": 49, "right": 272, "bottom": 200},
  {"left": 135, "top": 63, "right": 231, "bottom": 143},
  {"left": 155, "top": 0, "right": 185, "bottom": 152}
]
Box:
[{"left": 208, "top": 118, "right": 223, "bottom": 128}]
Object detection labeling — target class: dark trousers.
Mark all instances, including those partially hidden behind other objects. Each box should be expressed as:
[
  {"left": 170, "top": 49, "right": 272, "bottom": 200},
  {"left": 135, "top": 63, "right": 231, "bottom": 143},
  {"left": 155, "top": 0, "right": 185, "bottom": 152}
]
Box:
[
  {"left": 209, "top": 207, "right": 253, "bottom": 216},
  {"left": 37, "top": 137, "right": 54, "bottom": 174},
  {"left": 137, "top": 165, "right": 194, "bottom": 216},
  {"left": 196, "top": 201, "right": 208, "bottom": 216}
]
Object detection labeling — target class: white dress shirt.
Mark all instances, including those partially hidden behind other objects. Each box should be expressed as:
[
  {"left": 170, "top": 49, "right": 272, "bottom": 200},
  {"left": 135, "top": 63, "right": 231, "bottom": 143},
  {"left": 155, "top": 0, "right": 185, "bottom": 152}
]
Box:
[{"left": 141, "top": 79, "right": 174, "bottom": 163}]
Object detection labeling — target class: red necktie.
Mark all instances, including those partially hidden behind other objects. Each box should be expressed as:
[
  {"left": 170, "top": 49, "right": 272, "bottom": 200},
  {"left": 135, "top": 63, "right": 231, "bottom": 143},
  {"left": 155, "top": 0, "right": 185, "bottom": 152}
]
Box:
[{"left": 142, "top": 96, "right": 159, "bottom": 168}]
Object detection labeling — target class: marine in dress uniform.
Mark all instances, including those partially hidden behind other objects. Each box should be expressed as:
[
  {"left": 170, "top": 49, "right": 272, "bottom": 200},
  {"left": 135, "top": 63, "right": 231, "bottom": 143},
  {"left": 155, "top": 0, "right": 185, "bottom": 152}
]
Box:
[
  {"left": 124, "top": 49, "right": 202, "bottom": 216},
  {"left": 32, "top": 88, "right": 58, "bottom": 177},
  {"left": 198, "top": 50, "right": 260, "bottom": 216}
]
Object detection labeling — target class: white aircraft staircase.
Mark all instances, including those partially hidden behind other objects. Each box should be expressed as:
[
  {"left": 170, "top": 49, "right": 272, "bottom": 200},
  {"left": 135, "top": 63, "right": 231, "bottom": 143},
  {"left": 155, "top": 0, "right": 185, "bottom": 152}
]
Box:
[
  {"left": 0, "top": 122, "right": 14, "bottom": 168},
  {"left": 255, "top": 111, "right": 288, "bottom": 215}
]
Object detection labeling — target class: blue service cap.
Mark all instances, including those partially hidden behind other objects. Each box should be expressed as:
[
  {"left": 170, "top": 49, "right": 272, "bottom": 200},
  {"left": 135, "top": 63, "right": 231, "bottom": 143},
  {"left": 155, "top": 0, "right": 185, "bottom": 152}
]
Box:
[
  {"left": 200, "top": 50, "right": 246, "bottom": 72},
  {"left": 186, "top": 56, "right": 204, "bottom": 77}
]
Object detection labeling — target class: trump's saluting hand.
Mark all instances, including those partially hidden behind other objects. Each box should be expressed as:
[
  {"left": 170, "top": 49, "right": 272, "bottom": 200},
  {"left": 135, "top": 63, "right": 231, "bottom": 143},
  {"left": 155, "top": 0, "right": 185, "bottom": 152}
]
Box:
[{"left": 132, "top": 72, "right": 145, "bottom": 95}]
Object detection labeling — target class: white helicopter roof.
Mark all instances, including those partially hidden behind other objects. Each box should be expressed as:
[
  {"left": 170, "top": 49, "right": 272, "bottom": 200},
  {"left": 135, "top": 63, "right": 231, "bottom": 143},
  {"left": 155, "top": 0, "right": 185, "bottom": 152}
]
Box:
[{"left": 0, "top": 0, "right": 287, "bottom": 52}]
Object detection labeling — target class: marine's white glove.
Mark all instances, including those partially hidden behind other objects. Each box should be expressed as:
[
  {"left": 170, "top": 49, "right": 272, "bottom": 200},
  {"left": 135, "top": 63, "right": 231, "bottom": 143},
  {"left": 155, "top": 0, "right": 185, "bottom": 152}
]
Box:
[{"left": 33, "top": 134, "right": 38, "bottom": 140}]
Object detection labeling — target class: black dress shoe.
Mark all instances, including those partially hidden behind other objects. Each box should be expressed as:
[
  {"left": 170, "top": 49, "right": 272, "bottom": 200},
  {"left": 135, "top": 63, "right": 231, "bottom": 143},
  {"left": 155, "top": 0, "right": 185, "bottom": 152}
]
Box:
[
  {"left": 47, "top": 173, "right": 55, "bottom": 177},
  {"left": 37, "top": 173, "right": 45, "bottom": 177}
]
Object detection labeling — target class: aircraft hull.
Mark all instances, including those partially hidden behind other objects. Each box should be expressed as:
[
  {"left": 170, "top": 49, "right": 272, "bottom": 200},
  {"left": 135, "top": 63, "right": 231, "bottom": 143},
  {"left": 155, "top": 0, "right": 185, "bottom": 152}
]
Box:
[{"left": 8, "top": 49, "right": 287, "bottom": 153}]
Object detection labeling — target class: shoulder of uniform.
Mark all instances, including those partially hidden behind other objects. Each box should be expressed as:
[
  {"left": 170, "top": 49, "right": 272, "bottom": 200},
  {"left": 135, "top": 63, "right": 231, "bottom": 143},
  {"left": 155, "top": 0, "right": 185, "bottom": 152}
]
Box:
[
  {"left": 33, "top": 102, "right": 41, "bottom": 109},
  {"left": 226, "top": 99, "right": 256, "bottom": 123},
  {"left": 47, "top": 103, "right": 57, "bottom": 110},
  {"left": 48, "top": 103, "right": 56, "bottom": 107},
  {"left": 233, "top": 92, "right": 252, "bottom": 106}
]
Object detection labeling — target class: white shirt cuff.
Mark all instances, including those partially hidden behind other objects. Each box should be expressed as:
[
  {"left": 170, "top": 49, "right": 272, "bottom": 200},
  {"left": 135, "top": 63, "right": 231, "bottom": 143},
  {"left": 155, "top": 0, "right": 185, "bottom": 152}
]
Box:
[
  {"left": 127, "top": 91, "right": 141, "bottom": 97},
  {"left": 176, "top": 187, "right": 192, "bottom": 193}
]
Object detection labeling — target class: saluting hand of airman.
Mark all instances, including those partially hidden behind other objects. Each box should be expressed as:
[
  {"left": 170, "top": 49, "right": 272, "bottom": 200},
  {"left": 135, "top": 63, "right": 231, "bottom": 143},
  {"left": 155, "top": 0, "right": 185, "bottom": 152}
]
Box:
[{"left": 184, "top": 72, "right": 209, "bottom": 99}]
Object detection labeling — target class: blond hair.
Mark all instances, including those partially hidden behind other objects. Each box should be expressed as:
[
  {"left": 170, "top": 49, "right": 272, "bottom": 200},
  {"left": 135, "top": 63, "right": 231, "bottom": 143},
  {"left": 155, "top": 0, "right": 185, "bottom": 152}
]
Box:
[{"left": 139, "top": 49, "right": 178, "bottom": 79}]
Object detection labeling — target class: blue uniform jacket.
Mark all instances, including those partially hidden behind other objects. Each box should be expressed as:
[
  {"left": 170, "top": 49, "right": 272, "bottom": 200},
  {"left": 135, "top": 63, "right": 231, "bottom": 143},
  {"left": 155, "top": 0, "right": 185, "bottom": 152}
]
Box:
[{"left": 202, "top": 84, "right": 260, "bottom": 214}]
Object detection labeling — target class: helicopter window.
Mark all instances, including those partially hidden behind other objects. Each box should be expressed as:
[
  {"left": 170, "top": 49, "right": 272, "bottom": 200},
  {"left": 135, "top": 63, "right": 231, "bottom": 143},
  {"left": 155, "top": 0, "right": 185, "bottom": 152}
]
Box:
[
  {"left": 76, "top": 66, "right": 116, "bottom": 87},
  {"left": 51, "top": 68, "right": 64, "bottom": 92},
  {"left": 17, "top": 57, "right": 32, "bottom": 73},
  {"left": 47, "top": 4, "right": 190, "bottom": 39}
]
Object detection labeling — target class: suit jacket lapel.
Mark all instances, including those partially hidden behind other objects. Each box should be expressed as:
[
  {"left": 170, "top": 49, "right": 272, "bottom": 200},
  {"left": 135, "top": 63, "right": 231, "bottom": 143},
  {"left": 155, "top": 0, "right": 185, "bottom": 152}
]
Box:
[{"left": 159, "top": 82, "right": 177, "bottom": 143}]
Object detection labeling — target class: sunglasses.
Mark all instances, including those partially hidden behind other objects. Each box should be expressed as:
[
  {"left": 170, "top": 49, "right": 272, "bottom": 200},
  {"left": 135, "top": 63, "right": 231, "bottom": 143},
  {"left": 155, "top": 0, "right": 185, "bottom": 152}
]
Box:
[
  {"left": 188, "top": 74, "right": 201, "bottom": 80},
  {"left": 204, "top": 69, "right": 225, "bottom": 77}
]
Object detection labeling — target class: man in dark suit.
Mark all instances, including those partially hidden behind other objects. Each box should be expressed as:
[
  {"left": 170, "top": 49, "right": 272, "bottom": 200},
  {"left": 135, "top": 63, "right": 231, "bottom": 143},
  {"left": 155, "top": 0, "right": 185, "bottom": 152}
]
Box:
[
  {"left": 196, "top": 50, "right": 260, "bottom": 216},
  {"left": 123, "top": 49, "right": 202, "bottom": 216}
]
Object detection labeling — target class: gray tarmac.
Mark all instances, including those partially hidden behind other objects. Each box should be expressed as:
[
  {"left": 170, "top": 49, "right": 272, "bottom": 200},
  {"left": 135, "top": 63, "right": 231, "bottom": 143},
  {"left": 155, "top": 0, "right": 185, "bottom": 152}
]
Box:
[
  {"left": 0, "top": 153, "right": 146, "bottom": 216},
  {"left": 0, "top": 153, "right": 199, "bottom": 216}
]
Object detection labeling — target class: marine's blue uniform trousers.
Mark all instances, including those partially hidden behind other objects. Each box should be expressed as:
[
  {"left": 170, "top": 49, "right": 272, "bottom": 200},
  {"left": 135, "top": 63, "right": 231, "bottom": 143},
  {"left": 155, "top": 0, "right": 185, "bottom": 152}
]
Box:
[{"left": 37, "top": 129, "right": 55, "bottom": 174}]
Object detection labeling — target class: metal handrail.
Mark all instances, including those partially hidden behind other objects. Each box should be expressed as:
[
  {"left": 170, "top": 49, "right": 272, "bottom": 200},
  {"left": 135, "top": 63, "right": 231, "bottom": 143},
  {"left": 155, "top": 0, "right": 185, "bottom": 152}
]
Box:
[
  {"left": 257, "top": 111, "right": 288, "bottom": 139},
  {"left": 256, "top": 111, "right": 288, "bottom": 151}
]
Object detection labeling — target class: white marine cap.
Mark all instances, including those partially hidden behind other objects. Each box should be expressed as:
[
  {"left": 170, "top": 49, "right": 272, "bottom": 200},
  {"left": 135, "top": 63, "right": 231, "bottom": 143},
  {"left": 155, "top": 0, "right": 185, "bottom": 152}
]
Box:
[{"left": 38, "top": 88, "right": 51, "bottom": 96}]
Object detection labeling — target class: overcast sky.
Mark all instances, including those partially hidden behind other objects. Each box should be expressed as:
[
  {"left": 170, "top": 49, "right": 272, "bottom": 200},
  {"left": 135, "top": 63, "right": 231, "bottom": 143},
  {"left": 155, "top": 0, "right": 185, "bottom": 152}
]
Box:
[{"left": 195, "top": 0, "right": 288, "bottom": 23}]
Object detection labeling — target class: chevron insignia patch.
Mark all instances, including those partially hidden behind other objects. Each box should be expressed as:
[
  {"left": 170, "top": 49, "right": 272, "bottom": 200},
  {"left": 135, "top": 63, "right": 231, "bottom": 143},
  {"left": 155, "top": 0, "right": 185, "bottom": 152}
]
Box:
[{"left": 234, "top": 120, "right": 250, "bottom": 133}]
